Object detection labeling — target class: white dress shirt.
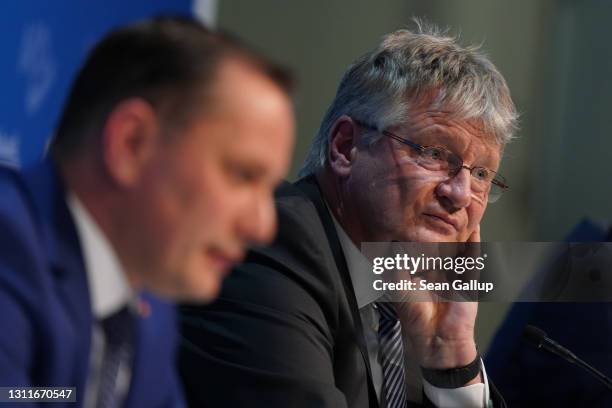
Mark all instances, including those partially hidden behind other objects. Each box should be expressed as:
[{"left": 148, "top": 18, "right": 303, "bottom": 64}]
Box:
[
  {"left": 329, "top": 214, "right": 491, "bottom": 407},
  {"left": 66, "top": 194, "right": 135, "bottom": 408}
]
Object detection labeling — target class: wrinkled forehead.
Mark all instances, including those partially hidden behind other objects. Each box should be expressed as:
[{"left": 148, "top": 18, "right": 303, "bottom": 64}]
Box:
[
  {"left": 396, "top": 90, "right": 504, "bottom": 155},
  {"left": 404, "top": 87, "right": 501, "bottom": 136}
]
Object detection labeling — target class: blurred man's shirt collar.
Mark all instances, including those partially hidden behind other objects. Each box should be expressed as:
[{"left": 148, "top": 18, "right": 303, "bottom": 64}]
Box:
[{"left": 66, "top": 193, "right": 134, "bottom": 319}]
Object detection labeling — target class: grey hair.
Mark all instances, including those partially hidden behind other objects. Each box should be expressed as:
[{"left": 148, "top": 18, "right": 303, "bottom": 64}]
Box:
[{"left": 299, "top": 19, "right": 519, "bottom": 177}]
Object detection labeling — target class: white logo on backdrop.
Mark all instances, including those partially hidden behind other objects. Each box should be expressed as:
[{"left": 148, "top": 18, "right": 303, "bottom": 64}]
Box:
[
  {"left": 18, "top": 22, "right": 57, "bottom": 116},
  {"left": 193, "top": 0, "right": 218, "bottom": 28},
  {"left": 0, "top": 129, "right": 20, "bottom": 168}
]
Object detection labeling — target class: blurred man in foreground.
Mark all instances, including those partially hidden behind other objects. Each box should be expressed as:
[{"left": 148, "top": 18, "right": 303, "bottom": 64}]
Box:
[
  {"left": 180, "top": 21, "right": 516, "bottom": 407},
  {"left": 0, "top": 16, "right": 294, "bottom": 407}
]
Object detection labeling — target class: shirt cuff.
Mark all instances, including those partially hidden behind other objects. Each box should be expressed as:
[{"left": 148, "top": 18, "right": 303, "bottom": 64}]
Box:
[{"left": 422, "top": 359, "right": 491, "bottom": 408}]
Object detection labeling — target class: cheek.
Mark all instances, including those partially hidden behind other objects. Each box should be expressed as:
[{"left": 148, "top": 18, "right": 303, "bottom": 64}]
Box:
[
  {"left": 463, "top": 205, "right": 486, "bottom": 235},
  {"left": 353, "top": 171, "right": 440, "bottom": 237},
  {"left": 195, "top": 184, "right": 225, "bottom": 220},
  {"left": 143, "top": 167, "right": 218, "bottom": 256},
  {"left": 391, "top": 154, "right": 447, "bottom": 208},
  {"left": 181, "top": 156, "right": 232, "bottom": 216},
  {"left": 395, "top": 171, "right": 445, "bottom": 217},
  {"left": 136, "top": 170, "right": 185, "bottom": 239},
  {"left": 188, "top": 170, "right": 251, "bottom": 243}
]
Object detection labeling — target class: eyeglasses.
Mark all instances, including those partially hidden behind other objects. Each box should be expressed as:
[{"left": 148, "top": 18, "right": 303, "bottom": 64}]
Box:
[{"left": 353, "top": 119, "right": 509, "bottom": 203}]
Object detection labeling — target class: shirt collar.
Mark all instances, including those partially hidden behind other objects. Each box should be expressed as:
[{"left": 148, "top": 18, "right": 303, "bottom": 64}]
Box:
[
  {"left": 327, "top": 204, "right": 384, "bottom": 309},
  {"left": 66, "top": 193, "right": 134, "bottom": 319}
]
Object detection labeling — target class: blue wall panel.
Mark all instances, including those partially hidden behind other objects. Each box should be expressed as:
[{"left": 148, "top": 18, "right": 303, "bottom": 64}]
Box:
[{"left": 0, "top": 1, "right": 193, "bottom": 168}]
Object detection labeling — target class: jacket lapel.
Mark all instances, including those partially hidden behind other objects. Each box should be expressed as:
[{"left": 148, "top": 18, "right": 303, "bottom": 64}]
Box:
[
  {"left": 22, "top": 159, "right": 93, "bottom": 393},
  {"left": 295, "top": 175, "right": 379, "bottom": 407}
]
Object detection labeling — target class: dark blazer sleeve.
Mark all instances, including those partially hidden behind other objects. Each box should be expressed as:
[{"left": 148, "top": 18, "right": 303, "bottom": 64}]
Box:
[
  {"left": 0, "top": 178, "right": 41, "bottom": 390},
  {"left": 179, "top": 258, "right": 348, "bottom": 407},
  {"left": 0, "top": 264, "right": 36, "bottom": 389}
]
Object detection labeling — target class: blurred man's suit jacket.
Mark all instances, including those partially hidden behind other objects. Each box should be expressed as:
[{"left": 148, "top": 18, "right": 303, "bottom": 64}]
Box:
[
  {"left": 0, "top": 160, "right": 184, "bottom": 407},
  {"left": 179, "top": 176, "right": 505, "bottom": 407}
]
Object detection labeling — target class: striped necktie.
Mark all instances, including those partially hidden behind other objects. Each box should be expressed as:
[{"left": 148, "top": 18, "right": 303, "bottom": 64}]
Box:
[
  {"left": 376, "top": 301, "right": 407, "bottom": 408},
  {"left": 97, "top": 307, "right": 135, "bottom": 408}
]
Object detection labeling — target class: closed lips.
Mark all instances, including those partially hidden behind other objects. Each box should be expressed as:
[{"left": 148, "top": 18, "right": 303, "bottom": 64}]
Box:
[{"left": 424, "top": 213, "right": 458, "bottom": 230}]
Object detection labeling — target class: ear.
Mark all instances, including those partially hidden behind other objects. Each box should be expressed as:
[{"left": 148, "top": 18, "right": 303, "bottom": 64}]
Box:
[
  {"left": 328, "top": 115, "right": 359, "bottom": 178},
  {"left": 101, "top": 98, "right": 160, "bottom": 187}
]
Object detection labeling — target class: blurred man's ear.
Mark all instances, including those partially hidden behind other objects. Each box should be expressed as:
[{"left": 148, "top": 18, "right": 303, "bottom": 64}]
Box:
[
  {"left": 328, "top": 115, "right": 358, "bottom": 178},
  {"left": 101, "top": 98, "right": 160, "bottom": 187}
]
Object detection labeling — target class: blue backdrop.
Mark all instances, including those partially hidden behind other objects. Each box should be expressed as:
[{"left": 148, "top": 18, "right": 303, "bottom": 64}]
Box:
[{"left": 0, "top": 0, "right": 194, "bottom": 168}]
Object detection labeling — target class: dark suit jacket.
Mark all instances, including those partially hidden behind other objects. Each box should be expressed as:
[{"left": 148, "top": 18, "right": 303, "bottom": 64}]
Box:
[
  {"left": 179, "top": 176, "right": 505, "bottom": 407},
  {"left": 0, "top": 160, "right": 184, "bottom": 407}
]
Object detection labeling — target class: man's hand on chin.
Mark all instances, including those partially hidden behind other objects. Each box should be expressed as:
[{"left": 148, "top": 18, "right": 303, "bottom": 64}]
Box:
[{"left": 396, "top": 225, "right": 482, "bottom": 384}]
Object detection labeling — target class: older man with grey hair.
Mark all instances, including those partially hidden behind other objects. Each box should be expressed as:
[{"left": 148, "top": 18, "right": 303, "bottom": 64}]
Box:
[{"left": 180, "top": 22, "right": 517, "bottom": 408}]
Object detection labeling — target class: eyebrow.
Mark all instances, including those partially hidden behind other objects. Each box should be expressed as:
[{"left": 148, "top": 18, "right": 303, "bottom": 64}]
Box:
[
  {"left": 408, "top": 129, "right": 460, "bottom": 150},
  {"left": 409, "top": 129, "right": 500, "bottom": 169}
]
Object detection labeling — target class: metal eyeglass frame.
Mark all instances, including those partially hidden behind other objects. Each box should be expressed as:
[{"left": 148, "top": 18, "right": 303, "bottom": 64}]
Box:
[{"left": 352, "top": 118, "right": 509, "bottom": 201}]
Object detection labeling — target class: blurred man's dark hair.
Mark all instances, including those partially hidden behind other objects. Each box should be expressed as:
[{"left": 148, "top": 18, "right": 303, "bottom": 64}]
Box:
[{"left": 51, "top": 15, "right": 292, "bottom": 161}]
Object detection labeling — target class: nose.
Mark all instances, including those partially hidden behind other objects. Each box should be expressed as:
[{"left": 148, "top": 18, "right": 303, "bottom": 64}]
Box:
[
  {"left": 238, "top": 191, "right": 277, "bottom": 246},
  {"left": 435, "top": 167, "right": 472, "bottom": 209}
]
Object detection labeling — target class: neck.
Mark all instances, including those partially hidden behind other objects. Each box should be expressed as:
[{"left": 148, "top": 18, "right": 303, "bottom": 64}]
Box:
[
  {"left": 316, "top": 169, "right": 364, "bottom": 247},
  {"left": 59, "top": 156, "right": 142, "bottom": 291}
]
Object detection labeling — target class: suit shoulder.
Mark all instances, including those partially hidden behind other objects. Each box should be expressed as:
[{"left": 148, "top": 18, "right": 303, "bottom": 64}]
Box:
[
  {"left": 0, "top": 166, "right": 41, "bottom": 248},
  {"left": 259, "top": 180, "right": 339, "bottom": 281},
  {"left": 275, "top": 180, "right": 320, "bottom": 219},
  {"left": 272, "top": 180, "right": 330, "bottom": 251},
  {"left": 219, "top": 180, "right": 345, "bottom": 330},
  {"left": 0, "top": 167, "right": 53, "bottom": 374},
  {"left": 0, "top": 165, "right": 56, "bottom": 310}
]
